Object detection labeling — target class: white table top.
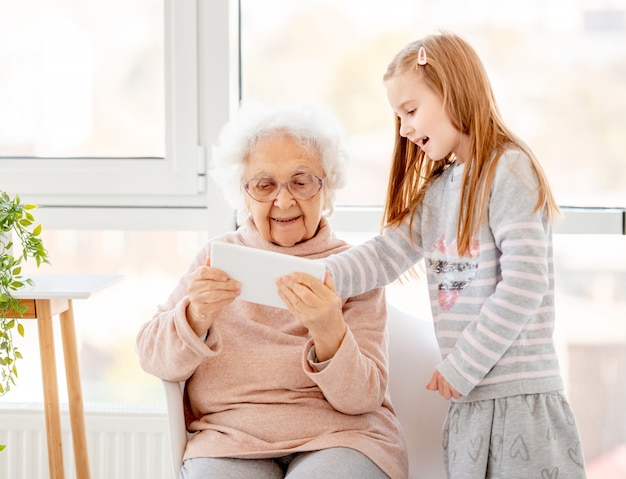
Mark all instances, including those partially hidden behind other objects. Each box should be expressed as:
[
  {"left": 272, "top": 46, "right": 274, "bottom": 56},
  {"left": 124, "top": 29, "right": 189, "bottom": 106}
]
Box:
[{"left": 12, "top": 274, "right": 123, "bottom": 300}]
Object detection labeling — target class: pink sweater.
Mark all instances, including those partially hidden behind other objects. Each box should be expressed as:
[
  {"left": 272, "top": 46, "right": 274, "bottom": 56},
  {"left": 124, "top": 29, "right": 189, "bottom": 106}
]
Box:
[{"left": 136, "top": 218, "right": 408, "bottom": 478}]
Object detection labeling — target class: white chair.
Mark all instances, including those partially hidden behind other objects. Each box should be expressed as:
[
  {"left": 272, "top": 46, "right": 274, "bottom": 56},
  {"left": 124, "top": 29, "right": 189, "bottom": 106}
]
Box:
[
  {"left": 162, "top": 303, "right": 448, "bottom": 479},
  {"left": 386, "top": 304, "right": 448, "bottom": 479},
  {"left": 162, "top": 379, "right": 190, "bottom": 478}
]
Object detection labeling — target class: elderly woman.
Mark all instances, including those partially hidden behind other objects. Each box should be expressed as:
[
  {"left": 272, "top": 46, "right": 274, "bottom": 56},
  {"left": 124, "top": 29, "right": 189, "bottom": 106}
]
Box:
[{"left": 136, "top": 104, "right": 408, "bottom": 479}]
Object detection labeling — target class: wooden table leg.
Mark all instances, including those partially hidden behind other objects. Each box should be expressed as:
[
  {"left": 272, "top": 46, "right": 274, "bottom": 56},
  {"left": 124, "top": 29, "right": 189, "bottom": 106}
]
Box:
[
  {"left": 36, "top": 299, "right": 65, "bottom": 479},
  {"left": 59, "top": 300, "right": 91, "bottom": 479}
]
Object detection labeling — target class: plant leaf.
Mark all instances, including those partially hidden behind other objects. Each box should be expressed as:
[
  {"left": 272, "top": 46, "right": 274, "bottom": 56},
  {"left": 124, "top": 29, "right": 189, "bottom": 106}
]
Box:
[{"left": 1, "top": 190, "right": 49, "bottom": 396}]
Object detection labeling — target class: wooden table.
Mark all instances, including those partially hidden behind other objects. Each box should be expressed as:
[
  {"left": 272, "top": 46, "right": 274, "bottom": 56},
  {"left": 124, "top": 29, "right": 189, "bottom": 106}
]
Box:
[{"left": 12, "top": 274, "right": 123, "bottom": 479}]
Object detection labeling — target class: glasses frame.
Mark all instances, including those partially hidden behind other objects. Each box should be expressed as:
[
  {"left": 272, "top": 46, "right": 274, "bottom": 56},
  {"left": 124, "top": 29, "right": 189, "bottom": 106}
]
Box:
[{"left": 242, "top": 173, "right": 325, "bottom": 202}]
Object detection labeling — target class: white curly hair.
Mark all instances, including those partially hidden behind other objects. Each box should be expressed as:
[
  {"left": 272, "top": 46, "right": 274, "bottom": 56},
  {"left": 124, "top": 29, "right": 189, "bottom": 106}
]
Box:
[{"left": 210, "top": 103, "right": 349, "bottom": 224}]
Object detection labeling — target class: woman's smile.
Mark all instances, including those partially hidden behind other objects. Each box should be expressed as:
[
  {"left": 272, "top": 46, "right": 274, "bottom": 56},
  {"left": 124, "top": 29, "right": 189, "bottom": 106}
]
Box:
[{"left": 271, "top": 215, "right": 302, "bottom": 224}]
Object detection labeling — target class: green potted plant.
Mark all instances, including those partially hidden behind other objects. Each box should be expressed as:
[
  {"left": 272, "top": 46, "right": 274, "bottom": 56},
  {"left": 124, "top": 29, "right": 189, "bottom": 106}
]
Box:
[{"left": 0, "top": 191, "right": 49, "bottom": 410}]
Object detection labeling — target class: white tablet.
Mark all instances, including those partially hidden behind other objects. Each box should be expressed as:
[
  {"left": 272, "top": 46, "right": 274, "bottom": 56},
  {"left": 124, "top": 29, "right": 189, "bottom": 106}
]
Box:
[{"left": 210, "top": 241, "right": 326, "bottom": 309}]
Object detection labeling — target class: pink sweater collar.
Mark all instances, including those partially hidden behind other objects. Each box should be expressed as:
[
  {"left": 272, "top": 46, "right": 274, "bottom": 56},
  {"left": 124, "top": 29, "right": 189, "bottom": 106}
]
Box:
[{"left": 233, "top": 217, "right": 348, "bottom": 259}]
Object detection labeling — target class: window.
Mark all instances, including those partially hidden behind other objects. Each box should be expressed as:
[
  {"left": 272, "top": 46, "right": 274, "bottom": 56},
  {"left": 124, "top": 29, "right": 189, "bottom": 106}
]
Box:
[
  {"left": 240, "top": 0, "right": 626, "bottom": 209},
  {"left": 0, "top": 0, "right": 233, "bottom": 218}
]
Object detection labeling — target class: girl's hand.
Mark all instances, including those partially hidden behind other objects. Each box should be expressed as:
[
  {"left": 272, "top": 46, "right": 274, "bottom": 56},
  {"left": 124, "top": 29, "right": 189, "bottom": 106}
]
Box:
[
  {"left": 277, "top": 271, "right": 346, "bottom": 362},
  {"left": 186, "top": 257, "right": 240, "bottom": 336},
  {"left": 426, "top": 369, "right": 461, "bottom": 400}
]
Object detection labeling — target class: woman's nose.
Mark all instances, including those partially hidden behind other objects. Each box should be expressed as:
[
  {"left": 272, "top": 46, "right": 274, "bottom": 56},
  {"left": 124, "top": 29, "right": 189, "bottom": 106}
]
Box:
[{"left": 273, "top": 186, "right": 295, "bottom": 208}]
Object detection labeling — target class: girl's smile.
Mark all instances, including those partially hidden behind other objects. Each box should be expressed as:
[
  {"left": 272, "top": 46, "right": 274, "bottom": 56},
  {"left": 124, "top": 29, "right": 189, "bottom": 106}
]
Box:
[{"left": 385, "top": 71, "right": 469, "bottom": 164}]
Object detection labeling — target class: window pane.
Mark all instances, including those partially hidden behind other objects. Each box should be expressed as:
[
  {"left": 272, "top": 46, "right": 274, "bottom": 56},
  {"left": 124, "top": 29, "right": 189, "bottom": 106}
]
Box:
[
  {"left": 0, "top": 229, "right": 208, "bottom": 408},
  {"left": 554, "top": 235, "right": 626, "bottom": 476},
  {"left": 241, "top": 0, "right": 626, "bottom": 208},
  {"left": 0, "top": 0, "right": 165, "bottom": 158}
]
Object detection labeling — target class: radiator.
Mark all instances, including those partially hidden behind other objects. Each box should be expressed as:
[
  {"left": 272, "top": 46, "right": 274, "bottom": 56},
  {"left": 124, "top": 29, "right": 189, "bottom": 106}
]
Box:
[{"left": 0, "top": 405, "right": 173, "bottom": 479}]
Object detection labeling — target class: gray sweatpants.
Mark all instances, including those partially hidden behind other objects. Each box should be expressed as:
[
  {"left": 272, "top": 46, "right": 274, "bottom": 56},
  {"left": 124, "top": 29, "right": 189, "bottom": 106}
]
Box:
[
  {"left": 443, "top": 392, "right": 587, "bottom": 479},
  {"left": 180, "top": 447, "right": 390, "bottom": 479}
]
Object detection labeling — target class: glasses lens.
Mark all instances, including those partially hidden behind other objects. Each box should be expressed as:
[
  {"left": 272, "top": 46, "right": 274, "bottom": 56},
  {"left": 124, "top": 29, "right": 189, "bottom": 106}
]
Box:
[
  {"left": 246, "top": 177, "right": 279, "bottom": 201},
  {"left": 288, "top": 174, "right": 320, "bottom": 199}
]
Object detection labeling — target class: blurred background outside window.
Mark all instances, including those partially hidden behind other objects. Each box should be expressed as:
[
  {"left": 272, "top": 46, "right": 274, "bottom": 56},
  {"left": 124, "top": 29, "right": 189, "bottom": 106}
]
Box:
[{"left": 0, "top": 0, "right": 165, "bottom": 159}]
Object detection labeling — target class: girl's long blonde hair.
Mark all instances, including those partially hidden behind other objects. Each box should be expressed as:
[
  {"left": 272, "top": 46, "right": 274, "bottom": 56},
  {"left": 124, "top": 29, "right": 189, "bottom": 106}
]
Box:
[{"left": 382, "top": 32, "right": 559, "bottom": 256}]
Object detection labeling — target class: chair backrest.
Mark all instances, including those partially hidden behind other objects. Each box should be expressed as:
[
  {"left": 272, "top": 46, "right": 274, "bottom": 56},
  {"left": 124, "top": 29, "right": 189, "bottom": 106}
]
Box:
[
  {"left": 162, "top": 303, "right": 448, "bottom": 479},
  {"left": 386, "top": 304, "right": 448, "bottom": 479}
]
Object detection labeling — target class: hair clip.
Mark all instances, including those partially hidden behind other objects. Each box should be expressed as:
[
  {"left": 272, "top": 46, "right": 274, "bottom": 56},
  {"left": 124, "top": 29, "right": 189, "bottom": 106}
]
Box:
[{"left": 417, "top": 46, "right": 427, "bottom": 66}]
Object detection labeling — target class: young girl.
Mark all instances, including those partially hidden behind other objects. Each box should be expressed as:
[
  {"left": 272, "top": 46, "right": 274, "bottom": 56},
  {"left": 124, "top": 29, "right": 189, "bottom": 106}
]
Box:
[{"left": 278, "top": 32, "right": 587, "bottom": 478}]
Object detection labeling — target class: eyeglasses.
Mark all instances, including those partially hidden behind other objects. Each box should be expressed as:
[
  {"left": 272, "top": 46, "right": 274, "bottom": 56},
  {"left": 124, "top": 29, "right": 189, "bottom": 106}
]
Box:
[{"left": 242, "top": 173, "right": 324, "bottom": 202}]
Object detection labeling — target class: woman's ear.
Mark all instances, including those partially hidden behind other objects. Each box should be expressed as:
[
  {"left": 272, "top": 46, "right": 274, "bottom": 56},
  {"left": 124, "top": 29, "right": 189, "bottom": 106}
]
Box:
[{"left": 322, "top": 188, "right": 330, "bottom": 213}]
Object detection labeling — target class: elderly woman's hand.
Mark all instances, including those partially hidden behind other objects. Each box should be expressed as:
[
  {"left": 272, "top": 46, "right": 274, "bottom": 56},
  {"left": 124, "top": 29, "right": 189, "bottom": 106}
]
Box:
[
  {"left": 186, "top": 257, "right": 241, "bottom": 337},
  {"left": 277, "top": 271, "right": 347, "bottom": 362}
]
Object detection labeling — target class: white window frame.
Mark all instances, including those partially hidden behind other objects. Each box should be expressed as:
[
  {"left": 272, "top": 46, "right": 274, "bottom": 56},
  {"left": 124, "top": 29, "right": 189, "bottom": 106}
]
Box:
[
  {"left": 329, "top": 207, "right": 626, "bottom": 236},
  {"left": 1, "top": 0, "right": 238, "bottom": 235}
]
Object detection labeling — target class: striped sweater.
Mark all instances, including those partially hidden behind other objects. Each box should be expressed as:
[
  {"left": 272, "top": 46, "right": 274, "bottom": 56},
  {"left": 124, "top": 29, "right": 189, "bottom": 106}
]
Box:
[{"left": 322, "top": 149, "right": 564, "bottom": 401}]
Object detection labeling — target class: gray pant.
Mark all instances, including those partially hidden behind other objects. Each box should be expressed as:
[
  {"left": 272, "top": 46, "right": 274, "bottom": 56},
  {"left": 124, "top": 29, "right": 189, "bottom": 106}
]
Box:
[
  {"left": 443, "top": 392, "right": 587, "bottom": 479},
  {"left": 180, "top": 447, "right": 390, "bottom": 479}
]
